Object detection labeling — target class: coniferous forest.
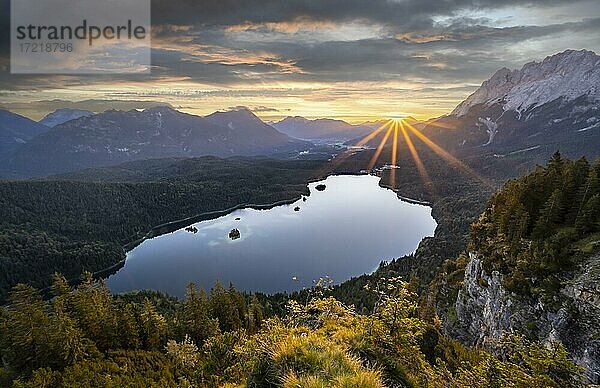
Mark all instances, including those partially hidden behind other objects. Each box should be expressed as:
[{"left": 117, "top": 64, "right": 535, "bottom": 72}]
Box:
[
  {"left": 0, "top": 273, "right": 583, "bottom": 387},
  {"left": 1, "top": 154, "right": 597, "bottom": 387},
  {"left": 471, "top": 153, "right": 600, "bottom": 296},
  {"left": 0, "top": 157, "right": 323, "bottom": 302}
]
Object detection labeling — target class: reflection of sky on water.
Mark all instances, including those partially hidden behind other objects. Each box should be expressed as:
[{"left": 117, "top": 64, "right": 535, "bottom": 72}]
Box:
[{"left": 107, "top": 175, "right": 437, "bottom": 297}]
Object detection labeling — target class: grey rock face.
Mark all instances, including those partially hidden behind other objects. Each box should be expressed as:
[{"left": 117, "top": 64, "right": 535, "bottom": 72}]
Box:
[{"left": 453, "top": 253, "right": 600, "bottom": 383}]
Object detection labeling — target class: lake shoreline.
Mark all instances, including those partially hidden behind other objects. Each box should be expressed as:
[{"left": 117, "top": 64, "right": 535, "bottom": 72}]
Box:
[{"left": 104, "top": 174, "right": 437, "bottom": 297}]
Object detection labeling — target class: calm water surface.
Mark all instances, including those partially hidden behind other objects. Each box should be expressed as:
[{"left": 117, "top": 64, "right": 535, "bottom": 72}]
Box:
[{"left": 107, "top": 175, "right": 436, "bottom": 297}]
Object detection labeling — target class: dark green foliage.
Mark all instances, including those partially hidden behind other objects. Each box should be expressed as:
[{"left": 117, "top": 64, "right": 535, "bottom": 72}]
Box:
[
  {"left": 179, "top": 283, "right": 219, "bottom": 346},
  {"left": 0, "top": 275, "right": 583, "bottom": 386},
  {"left": 209, "top": 281, "right": 243, "bottom": 333},
  {"left": 0, "top": 274, "right": 265, "bottom": 385},
  {"left": 0, "top": 157, "right": 323, "bottom": 301},
  {"left": 470, "top": 153, "right": 600, "bottom": 295}
]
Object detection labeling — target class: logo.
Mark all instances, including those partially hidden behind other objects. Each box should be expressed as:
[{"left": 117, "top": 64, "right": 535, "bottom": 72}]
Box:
[{"left": 11, "top": 0, "right": 151, "bottom": 74}]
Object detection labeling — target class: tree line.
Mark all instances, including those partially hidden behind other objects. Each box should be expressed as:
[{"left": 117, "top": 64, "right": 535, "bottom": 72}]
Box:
[
  {"left": 0, "top": 274, "right": 582, "bottom": 387},
  {"left": 470, "top": 152, "right": 600, "bottom": 295}
]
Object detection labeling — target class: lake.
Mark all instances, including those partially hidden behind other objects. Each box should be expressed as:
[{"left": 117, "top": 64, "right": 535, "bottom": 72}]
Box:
[{"left": 106, "top": 175, "right": 437, "bottom": 297}]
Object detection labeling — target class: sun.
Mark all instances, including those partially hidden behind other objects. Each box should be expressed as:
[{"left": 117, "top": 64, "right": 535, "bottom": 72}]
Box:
[{"left": 318, "top": 116, "right": 491, "bottom": 195}]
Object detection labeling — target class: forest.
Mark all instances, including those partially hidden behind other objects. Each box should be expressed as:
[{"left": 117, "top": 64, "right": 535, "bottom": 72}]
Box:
[
  {"left": 0, "top": 273, "right": 582, "bottom": 387},
  {"left": 470, "top": 152, "right": 600, "bottom": 296},
  {"left": 0, "top": 157, "right": 324, "bottom": 301},
  {"left": 0, "top": 152, "right": 596, "bottom": 386}
]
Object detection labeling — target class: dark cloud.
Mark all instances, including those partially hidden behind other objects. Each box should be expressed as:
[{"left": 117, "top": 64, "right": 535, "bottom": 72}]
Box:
[
  {"left": 0, "top": 0, "right": 599, "bottom": 119},
  {"left": 149, "top": 0, "right": 586, "bottom": 28}
]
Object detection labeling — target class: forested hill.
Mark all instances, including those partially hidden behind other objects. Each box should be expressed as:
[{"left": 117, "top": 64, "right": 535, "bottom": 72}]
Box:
[
  {"left": 0, "top": 157, "right": 325, "bottom": 302},
  {"left": 0, "top": 272, "right": 582, "bottom": 386},
  {"left": 471, "top": 152, "right": 600, "bottom": 295},
  {"left": 428, "top": 153, "right": 600, "bottom": 382}
]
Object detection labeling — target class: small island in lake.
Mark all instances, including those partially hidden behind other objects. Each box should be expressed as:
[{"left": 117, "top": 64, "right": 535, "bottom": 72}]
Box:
[
  {"left": 185, "top": 226, "right": 198, "bottom": 233},
  {"left": 315, "top": 184, "right": 326, "bottom": 191},
  {"left": 229, "top": 228, "right": 241, "bottom": 240}
]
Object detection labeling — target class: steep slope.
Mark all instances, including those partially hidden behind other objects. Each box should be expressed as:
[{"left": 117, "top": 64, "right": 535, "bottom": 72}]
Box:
[
  {"left": 0, "top": 109, "right": 50, "bottom": 154},
  {"left": 39, "top": 108, "right": 94, "bottom": 127},
  {"left": 422, "top": 50, "right": 600, "bottom": 163},
  {"left": 452, "top": 49, "right": 600, "bottom": 116},
  {"left": 434, "top": 155, "right": 600, "bottom": 383},
  {"left": 0, "top": 107, "right": 311, "bottom": 177},
  {"left": 273, "top": 116, "right": 377, "bottom": 141}
]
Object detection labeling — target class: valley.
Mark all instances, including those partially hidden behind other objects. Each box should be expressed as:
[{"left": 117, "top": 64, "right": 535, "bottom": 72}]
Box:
[{"left": 0, "top": 49, "right": 599, "bottom": 386}]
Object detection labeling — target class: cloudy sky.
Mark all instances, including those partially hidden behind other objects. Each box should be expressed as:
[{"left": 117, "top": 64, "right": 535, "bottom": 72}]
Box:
[{"left": 1, "top": 0, "right": 599, "bottom": 121}]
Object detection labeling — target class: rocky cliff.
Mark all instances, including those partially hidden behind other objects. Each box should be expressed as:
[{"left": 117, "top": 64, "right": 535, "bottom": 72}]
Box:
[{"left": 449, "top": 252, "right": 600, "bottom": 383}]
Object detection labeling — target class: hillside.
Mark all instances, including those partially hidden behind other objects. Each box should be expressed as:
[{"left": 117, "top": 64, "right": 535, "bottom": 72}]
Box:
[
  {"left": 0, "top": 110, "right": 49, "bottom": 155},
  {"left": 0, "top": 272, "right": 582, "bottom": 387},
  {"left": 0, "top": 157, "right": 324, "bottom": 302},
  {"left": 0, "top": 107, "right": 312, "bottom": 177},
  {"left": 431, "top": 154, "right": 600, "bottom": 382}
]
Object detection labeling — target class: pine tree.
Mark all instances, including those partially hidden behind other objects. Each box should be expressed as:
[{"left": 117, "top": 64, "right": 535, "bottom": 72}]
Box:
[
  {"left": 573, "top": 170, "right": 600, "bottom": 223},
  {"left": 49, "top": 298, "right": 88, "bottom": 369},
  {"left": 72, "top": 272, "right": 117, "bottom": 351},
  {"left": 547, "top": 151, "right": 565, "bottom": 185},
  {"left": 181, "top": 283, "right": 219, "bottom": 346},
  {"left": 210, "top": 281, "right": 242, "bottom": 332},
  {"left": 50, "top": 273, "right": 72, "bottom": 303},
  {"left": 576, "top": 194, "right": 600, "bottom": 233},
  {"left": 247, "top": 295, "right": 264, "bottom": 334},
  {"left": 533, "top": 189, "right": 565, "bottom": 239},
  {"left": 140, "top": 299, "right": 167, "bottom": 350},
  {"left": 117, "top": 303, "right": 141, "bottom": 349},
  {"left": 229, "top": 283, "right": 248, "bottom": 329},
  {"left": 1, "top": 284, "right": 52, "bottom": 373}
]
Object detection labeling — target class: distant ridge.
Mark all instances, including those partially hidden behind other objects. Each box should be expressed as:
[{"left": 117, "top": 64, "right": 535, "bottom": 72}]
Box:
[{"left": 0, "top": 107, "right": 312, "bottom": 178}]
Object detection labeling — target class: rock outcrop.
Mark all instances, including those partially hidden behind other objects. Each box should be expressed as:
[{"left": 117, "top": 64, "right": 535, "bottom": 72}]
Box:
[{"left": 450, "top": 253, "right": 600, "bottom": 383}]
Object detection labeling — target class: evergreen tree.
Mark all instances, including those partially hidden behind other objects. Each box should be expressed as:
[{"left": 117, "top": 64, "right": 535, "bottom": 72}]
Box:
[
  {"left": 247, "top": 295, "right": 264, "bottom": 334},
  {"left": 72, "top": 273, "right": 117, "bottom": 351},
  {"left": 573, "top": 170, "right": 600, "bottom": 223},
  {"left": 209, "top": 281, "right": 241, "bottom": 332},
  {"left": 533, "top": 189, "right": 565, "bottom": 239},
  {"left": 50, "top": 273, "right": 72, "bottom": 304},
  {"left": 48, "top": 299, "right": 88, "bottom": 369},
  {"left": 576, "top": 194, "right": 600, "bottom": 233},
  {"left": 228, "top": 283, "right": 248, "bottom": 329},
  {"left": 140, "top": 299, "right": 167, "bottom": 350},
  {"left": 117, "top": 303, "right": 141, "bottom": 350},
  {"left": 1, "top": 285, "right": 52, "bottom": 373},
  {"left": 181, "top": 283, "right": 219, "bottom": 346},
  {"left": 547, "top": 151, "right": 565, "bottom": 185}
]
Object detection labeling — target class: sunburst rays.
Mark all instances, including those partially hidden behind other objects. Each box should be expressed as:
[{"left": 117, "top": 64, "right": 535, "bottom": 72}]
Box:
[
  {"left": 324, "top": 115, "right": 492, "bottom": 195},
  {"left": 399, "top": 121, "right": 433, "bottom": 194},
  {"left": 367, "top": 121, "right": 395, "bottom": 170}
]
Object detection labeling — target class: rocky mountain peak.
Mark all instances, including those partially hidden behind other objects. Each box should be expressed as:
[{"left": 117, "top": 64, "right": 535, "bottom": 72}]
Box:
[{"left": 452, "top": 49, "right": 600, "bottom": 116}]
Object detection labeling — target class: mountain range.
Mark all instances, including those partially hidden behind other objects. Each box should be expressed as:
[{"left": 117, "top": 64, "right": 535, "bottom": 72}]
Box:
[
  {"left": 422, "top": 49, "right": 600, "bottom": 160},
  {"left": 39, "top": 108, "right": 94, "bottom": 127},
  {"left": 0, "top": 107, "right": 311, "bottom": 177},
  {"left": 0, "top": 49, "right": 599, "bottom": 178},
  {"left": 272, "top": 116, "right": 380, "bottom": 141}
]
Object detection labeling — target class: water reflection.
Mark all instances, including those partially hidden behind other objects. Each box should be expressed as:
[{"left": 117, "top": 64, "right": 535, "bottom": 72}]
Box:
[{"left": 107, "top": 175, "right": 437, "bottom": 297}]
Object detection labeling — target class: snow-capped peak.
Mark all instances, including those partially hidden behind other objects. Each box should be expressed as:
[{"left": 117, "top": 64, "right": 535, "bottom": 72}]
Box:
[{"left": 452, "top": 50, "right": 600, "bottom": 117}]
